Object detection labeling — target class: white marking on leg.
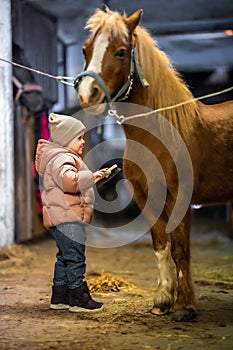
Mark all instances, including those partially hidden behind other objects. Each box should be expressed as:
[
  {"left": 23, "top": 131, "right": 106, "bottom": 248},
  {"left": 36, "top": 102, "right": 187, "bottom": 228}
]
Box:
[
  {"left": 79, "top": 33, "right": 109, "bottom": 96},
  {"left": 153, "top": 242, "right": 177, "bottom": 312},
  {"left": 178, "top": 270, "right": 183, "bottom": 279},
  {"left": 154, "top": 242, "right": 177, "bottom": 288}
]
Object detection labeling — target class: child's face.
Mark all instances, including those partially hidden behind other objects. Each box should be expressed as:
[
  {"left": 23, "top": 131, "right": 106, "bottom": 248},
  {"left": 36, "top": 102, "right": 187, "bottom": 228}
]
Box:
[{"left": 68, "top": 133, "right": 85, "bottom": 155}]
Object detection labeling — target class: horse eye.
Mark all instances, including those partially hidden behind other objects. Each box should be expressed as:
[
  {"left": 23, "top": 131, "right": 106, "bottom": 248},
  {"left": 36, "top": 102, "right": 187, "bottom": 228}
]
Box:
[{"left": 115, "top": 49, "right": 126, "bottom": 58}]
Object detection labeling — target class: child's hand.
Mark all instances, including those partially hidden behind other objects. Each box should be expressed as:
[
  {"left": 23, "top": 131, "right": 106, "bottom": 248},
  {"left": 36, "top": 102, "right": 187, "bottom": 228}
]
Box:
[{"left": 93, "top": 168, "right": 109, "bottom": 183}]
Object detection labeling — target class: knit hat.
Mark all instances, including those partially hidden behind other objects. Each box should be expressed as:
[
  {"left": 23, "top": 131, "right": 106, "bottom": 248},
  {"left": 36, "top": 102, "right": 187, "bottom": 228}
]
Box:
[{"left": 49, "top": 113, "right": 86, "bottom": 147}]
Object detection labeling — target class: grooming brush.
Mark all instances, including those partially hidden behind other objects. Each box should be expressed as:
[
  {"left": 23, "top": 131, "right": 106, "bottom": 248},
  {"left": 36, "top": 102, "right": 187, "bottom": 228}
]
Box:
[{"left": 95, "top": 164, "right": 122, "bottom": 188}]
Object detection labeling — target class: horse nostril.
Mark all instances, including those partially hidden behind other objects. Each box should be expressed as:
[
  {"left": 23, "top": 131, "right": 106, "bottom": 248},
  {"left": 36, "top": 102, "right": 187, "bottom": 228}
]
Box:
[
  {"left": 91, "top": 87, "right": 99, "bottom": 101},
  {"left": 78, "top": 85, "right": 100, "bottom": 106}
]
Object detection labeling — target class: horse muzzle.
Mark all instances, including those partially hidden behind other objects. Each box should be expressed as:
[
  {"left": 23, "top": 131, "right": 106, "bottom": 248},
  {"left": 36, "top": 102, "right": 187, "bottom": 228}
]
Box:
[{"left": 74, "top": 70, "right": 111, "bottom": 115}]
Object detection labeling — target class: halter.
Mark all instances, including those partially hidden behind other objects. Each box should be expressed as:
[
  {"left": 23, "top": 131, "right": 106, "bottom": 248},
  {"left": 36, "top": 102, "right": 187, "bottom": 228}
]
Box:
[
  {"left": 74, "top": 48, "right": 149, "bottom": 104},
  {"left": 12, "top": 75, "right": 43, "bottom": 102}
]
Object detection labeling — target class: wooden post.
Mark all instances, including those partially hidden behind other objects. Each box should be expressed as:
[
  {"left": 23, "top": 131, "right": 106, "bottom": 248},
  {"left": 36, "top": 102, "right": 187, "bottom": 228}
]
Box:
[{"left": 0, "top": 0, "right": 14, "bottom": 247}]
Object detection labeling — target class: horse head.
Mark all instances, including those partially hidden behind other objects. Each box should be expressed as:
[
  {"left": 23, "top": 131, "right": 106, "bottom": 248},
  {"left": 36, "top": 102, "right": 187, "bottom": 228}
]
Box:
[
  {"left": 75, "top": 8, "right": 145, "bottom": 115},
  {"left": 13, "top": 43, "right": 43, "bottom": 113}
]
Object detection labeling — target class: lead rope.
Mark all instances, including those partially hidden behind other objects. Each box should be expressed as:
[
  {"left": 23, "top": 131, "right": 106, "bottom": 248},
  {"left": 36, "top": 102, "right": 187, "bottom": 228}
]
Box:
[
  {"left": 108, "top": 85, "right": 233, "bottom": 124},
  {"left": 0, "top": 57, "right": 75, "bottom": 86},
  {"left": 1, "top": 56, "right": 233, "bottom": 123}
]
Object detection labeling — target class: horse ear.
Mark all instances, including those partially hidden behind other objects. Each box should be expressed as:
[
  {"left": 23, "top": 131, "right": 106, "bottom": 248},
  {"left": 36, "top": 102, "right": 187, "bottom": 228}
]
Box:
[{"left": 125, "top": 9, "right": 143, "bottom": 34}]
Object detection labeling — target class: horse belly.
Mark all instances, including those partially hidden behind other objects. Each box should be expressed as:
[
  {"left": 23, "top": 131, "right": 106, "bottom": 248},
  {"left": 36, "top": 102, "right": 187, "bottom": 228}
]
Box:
[
  {"left": 192, "top": 162, "right": 233, "bottom": 204},
  {"left": 191, "top": 112, "right": 233, "bottom": 205}
]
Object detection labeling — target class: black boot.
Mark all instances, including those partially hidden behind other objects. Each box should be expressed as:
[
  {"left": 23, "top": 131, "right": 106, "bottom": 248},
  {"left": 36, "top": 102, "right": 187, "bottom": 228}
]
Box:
[
  {"left": 50, "top": 285, "right": 69, "bottom": 310},
  {"left": 69, "top": 282, "right": 104, "bottom": 313}
]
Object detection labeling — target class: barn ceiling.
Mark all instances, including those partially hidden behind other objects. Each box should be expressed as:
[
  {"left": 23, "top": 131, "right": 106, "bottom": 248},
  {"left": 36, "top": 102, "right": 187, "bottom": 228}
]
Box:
[
  {"left": 28, "top": 0, "right": 233, "bottom": 26},
  {"left": 27, "top": 0, "right": 233, "bottom": 71}
]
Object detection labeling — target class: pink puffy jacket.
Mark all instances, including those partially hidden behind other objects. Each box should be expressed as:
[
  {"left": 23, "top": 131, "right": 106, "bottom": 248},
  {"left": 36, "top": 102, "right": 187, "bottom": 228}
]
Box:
[{"left": 35, "top": 139, "right": 95, "bottom": 229}]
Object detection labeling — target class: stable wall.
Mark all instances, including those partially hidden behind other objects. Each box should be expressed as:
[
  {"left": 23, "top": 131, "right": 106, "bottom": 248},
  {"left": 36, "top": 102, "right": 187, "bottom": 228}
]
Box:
[{"left": 0, "top": 0, "right": 14, "bottom": 247}]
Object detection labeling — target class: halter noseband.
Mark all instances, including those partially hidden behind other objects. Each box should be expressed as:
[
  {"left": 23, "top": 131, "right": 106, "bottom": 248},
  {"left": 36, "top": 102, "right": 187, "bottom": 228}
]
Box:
[{"left": 74, "top": 48, "right": 149, "bottom": 104}]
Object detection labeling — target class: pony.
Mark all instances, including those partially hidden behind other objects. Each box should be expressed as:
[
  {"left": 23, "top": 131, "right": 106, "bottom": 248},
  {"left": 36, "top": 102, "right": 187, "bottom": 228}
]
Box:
[
  {"left": 12, "top": 43, "right": 43, "bottom": 113},
  {"left": 75, "top": 8, "right": 233, "bottom": 321}
]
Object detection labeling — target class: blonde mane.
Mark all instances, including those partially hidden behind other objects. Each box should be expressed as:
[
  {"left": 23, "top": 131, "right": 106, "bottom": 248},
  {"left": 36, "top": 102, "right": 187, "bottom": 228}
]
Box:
[
  {"left": 85, "top": 8, "right": 129, "bottom": 39},
  {"left": 134, "top": 26, "right": 198, "bottom": 137},
  {"left": 86, "top": 8, "right": 198, "bottom": 138}
]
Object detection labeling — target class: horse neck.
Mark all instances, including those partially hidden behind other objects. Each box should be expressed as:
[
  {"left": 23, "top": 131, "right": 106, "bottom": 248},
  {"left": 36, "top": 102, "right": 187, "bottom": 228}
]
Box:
[{"left": 126, "top": 30, "right": 198, "bottom": 140}]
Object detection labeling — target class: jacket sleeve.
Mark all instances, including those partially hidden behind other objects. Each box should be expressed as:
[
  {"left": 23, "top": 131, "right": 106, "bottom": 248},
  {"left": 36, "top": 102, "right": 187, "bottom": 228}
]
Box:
[{"left": 51, "top": 154, "right": 94, "bottom": 193}]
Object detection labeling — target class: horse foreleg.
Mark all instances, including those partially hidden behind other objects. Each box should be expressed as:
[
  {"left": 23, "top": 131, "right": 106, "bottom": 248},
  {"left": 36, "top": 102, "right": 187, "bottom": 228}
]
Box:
[
  {"left": 132, "top": 183, "right": 177, "bottom": 315},
  {"left": 151, "top": 222, "right": 177, "bottom": 316},
  {"left": 130, "top": 177, "right": 196, "bottom": 320},
  {"left": 152, "top": 227, "right": 177, "bottom": 315},
  {"left": 170, "top": 208, "right": 196, "bottom": 321}
]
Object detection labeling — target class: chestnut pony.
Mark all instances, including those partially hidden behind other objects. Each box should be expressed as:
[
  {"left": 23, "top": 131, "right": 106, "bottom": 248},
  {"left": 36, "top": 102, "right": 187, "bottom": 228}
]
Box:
[{"left": 75, "top": 8, "right": 233, "bottom": 321}]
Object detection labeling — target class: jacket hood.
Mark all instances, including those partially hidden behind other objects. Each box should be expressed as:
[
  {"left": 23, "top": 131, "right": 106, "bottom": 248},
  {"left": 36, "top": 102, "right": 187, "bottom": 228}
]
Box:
[{"left": 35, "top": 139, "right": 68, "bottom": 176}]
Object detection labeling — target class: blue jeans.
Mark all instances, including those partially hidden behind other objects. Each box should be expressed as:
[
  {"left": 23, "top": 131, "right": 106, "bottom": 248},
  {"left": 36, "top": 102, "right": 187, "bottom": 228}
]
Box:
[{"left": 50, "top": 222, "right": 87, "bottom": 289}]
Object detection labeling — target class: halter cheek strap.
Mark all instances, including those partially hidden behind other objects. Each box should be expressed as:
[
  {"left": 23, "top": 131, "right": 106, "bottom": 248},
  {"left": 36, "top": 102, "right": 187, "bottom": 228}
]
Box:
[
  {"left": 132, "top": 49, "right": 150, "bottom": 88},
  {"left": 74, "top": 48, "right": 149, "bottom": 104},
  {"left": 111, "top": 48, "right": 135, "bottom": 102}
]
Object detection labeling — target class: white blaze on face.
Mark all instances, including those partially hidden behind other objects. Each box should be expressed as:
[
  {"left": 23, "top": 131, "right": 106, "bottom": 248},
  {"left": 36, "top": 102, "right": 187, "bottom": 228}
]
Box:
[{"left": 79, "top": 33, "right": 109, "bottom": 96}]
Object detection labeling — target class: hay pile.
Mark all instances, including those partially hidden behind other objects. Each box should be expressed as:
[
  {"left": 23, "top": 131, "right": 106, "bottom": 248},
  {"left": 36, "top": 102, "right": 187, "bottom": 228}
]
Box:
[
  {"left": 0, "top": 244, "right": 35, "bottom": 269},
  {"left": 88, "top": 273, "right": 137, "bottom": 293}
]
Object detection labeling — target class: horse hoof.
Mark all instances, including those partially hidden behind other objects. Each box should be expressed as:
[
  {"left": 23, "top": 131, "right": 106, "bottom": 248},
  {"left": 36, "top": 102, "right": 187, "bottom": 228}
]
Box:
[
  {"left": 151, "top": 303, "right": 171, "bottom": 316},
  {"left": 172, "top": 308, "right": 196, "bottom": 322}
]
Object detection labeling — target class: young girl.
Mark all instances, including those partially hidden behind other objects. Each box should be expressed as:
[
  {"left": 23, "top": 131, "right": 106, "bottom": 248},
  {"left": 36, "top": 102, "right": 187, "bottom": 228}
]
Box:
[{"left": 35, "top": 113, "right": 107, "bottom": 312}]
